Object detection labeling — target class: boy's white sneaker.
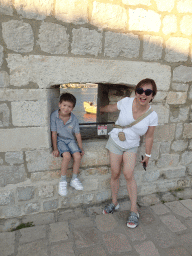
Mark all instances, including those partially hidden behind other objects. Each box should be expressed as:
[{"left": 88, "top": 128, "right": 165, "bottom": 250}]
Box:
[
  {"left": 58, "top": 181, "right": 68, "bottom": 196},
  {"left": 70, "top": 178, "right": 83, "bottom": 190}
]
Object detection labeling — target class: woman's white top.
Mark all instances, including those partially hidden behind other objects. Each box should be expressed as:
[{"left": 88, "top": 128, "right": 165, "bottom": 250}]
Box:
[{"left": 108, "top": 97, "right": 158, "bottom": 149}]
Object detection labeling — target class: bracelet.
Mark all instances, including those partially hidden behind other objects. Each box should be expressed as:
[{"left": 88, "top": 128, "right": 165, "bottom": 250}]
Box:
[{"left": 145, "top": 153, "right": 151, "bottom": 158}]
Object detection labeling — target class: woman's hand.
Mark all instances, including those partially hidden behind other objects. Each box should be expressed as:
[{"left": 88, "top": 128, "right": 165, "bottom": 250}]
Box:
[
  {"left": 141, "top": 155, "right": 150, "bottom": 167},
  {"left": 52, "top": 149, "right": 59, "bottom": 157}
]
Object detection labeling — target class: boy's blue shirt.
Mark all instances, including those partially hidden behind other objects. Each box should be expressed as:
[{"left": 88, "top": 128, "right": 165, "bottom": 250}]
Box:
[{"left": 50, "top": 109, "right": 80, "bottom": 142}]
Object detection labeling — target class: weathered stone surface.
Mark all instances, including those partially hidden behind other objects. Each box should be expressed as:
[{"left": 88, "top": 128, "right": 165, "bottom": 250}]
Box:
[
  {"left": 157, "top": 154, "right": 179, "bottom": 168},
  {"left": 162, "top": 15, "right": 177, "bottom": 35},
  {"left": 17, "top": 186, "right": 35, "bottom": 201},
  {"left": 172, "top": 83, "right": 189, "bottom": 91},
  {"left": 83, "top": 178, "right": 98, "bottom": 191},
  {"left": 2, "top": 20, "right": 34, "bottom": 53},
  {"left": 49, "top": 222, "right": 69, "bottom": 242},
  {"left": 1, "top": 205, "right": 22, "bottom": 218},
  {"left": 0, "top": 191, "right": 14, "bottom": 206},
  {"left": 103, "top": 233, "right": 132, "bottom": 253},
  {"left": 160, "top": 166, "right": 186, "bottom": 179},
  {"left": 181, "top": 151, "right": 192, "bottom": 166},
  {"left": 5, "top": 151, "right": 24, "bottom": 165},
  {"left": 0, "top": 127, "right": 49, "bottom": 151},
  {"left": 91, "top": 2, "right": 127, "bottom": 30},
  {"left": 55, "top": 0, "right": 88, "bottom": 24},
  {"left": 96, "top": 191, "right": 111, "bottom": 202},
  {"left": 7, "top": 54, "right": 171, "bottom": 90},
  {"left": 175, "top": 123, "right": 183, "bottom": 140},
  {"left": 165, "top": 37, "right": 190, "bottom": 62},
  {"left": 0, "top": 71, "right": 9, "bottom": 87},
  {"left": 23, "top": 212, "right": 55, "bottom": 226},
  {"left": 138, "top": 184, "right": 157, "bottom": 196},
  {"left": 160, "top": 141, "right": 171, "bottom": 154},
  {"left": 19, "top": 225, "right": 46, "bottom": 244},
  {"left": 51, "top": 242, "right": 75, "bottom": 256},
  {"left": 38, "top": 185, "right": 54, "bottom": 198},
  {"left": 96, "top": 215, "right": 117, "bottom": 232},
  {"left": 160, "top": 214, "right": 187, "bottom": 232},
  {"left": 151, "top": 203, "right": 170, "bottom": 215},
  {"left": 154, "top": 124, "right": 175, "bottom": 142},
  {"left": 0, "top": 45, "right": 3, "bottom": 67},
  {"left": 0, "top": 0, "right": 13, "bottom": 15},
  {"left": 171, "top": 140, "right": 188, "bottom": 152},
  {"left": 151, "top": 104, "right": 169, "bottom": 124},
  {"left": 183, "top": 123, "right": 192, "bottom": 138},
  {"left": 155, "top": 0, "right": 174, "bottom": 12},
  {"left": 37, "top": 22, "right": 69, "bottom": 54},
  {"left": 129, "top": 8, "right": 161, "bottom": 32},
  {"left": 189, "top": 86, "right": 192, "bottom": 99},
  {"left": 143, "top": 35, "right": 163, "bottom": 60},
  {"left": 180, "top": 199, "right": 192, "bottom": 211},
  {"left": 153, "top": 91, "right": 167, "bottom": 103},
  {"left": 123, "top": 0, "right": 150, "bottom": 5},
  {"left": 134, "top": 241, "right": 160, "bottom": 256},
  {"left": 0, "top": 165, "right": 27, "bottom": 186},
  {"left": 180, "top": 15, "right": 192, "bottom": 35},
  {"left": 173, "top": 65, "right": 192, "bottom": 82},
  {"left": 167, "top": 92, "right": 187, "bottom": 104},
  {"left": 14, "top": 0, "right": 53, "bottom": 20},
  {"left": 24, "top": 202, "right": 41, "bottom": 214},
  {"left": 71, "top": 28, "right": 102, "bottom": 56},
  {"left": 170, "top": 106, "right": 189, "bottom": 123},
  {"left": 17, "top": 240, "right": 47, "bottom": 256},
  {"left": 104, "top": 32, "right": 139, "bottom": 58},
  {"left": 43, "top": 199, "right": 58, "bottom": 211},
  {"left": 0, "top": 103, "right": 10, "bottom": 127},
  {"left": 165, "top": 201, "right": 192, "bottom": 218},
  {"left": 177, "top": 0, "right": 192, "bottom": 13},
  {"left": 0, "top": 232, "right": 15, "bottom": 256},
  {"left": 11, "top": 100, "right": 48, "bottom": 126}
]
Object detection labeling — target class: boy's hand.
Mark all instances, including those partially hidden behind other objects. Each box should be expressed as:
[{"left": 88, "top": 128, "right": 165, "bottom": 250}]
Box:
[
  {"left": 52, "top": 150, "right": 59, "bottom": 157},
  {"left": 80, "top": 148, "right": 85, "bottom": 156}
]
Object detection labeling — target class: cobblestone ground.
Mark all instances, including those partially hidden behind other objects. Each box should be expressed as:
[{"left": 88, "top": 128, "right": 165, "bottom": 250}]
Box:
[{"left": 1, "top": 199, "right": 192, "bottom": 256}]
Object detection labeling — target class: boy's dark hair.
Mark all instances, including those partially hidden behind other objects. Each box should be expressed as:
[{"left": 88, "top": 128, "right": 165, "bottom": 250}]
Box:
[{"left": 59, "top": 92, "right": 76, "bottom": 107}]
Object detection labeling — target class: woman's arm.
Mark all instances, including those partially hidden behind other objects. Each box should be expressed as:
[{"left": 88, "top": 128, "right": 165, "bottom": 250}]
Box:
[
  {"left": 75, "top": 133, "right": 84, "bottom": 156},
  {"left": 51, "top": 131, "right": 60, "bottom": 157},
  {"left": 100, "top": 103, "right": 118, "bottom": 114},
  {"left": 142, "top": 126, "right": 156, "bottom": 167}
]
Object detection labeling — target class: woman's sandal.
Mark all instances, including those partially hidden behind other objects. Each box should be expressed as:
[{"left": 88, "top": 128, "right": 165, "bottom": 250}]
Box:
[{"left": 127, "top": 211, "right": 139, "bottom": 228}]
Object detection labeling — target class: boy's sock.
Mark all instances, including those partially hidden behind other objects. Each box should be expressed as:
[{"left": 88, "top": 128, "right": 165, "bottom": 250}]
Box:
[
  {"left": 60, "top": 175, "right": 67, "bottom": 182},
  {"left": 72, "top": 173, "right": 77, "bottom": 180}
]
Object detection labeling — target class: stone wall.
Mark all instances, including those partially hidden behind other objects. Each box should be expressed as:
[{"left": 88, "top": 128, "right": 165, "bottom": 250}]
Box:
[{"left": 0, "top": 0, "right": 192, "bottom": 225}]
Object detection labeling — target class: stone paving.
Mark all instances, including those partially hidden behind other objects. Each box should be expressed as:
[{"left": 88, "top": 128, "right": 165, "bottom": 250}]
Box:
[{"left": 1, "top": 199, "right": 192, "bottom": 256}]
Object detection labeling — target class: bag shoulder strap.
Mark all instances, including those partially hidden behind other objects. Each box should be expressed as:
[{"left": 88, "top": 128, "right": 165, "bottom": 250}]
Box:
[{"left": 114, "top": 108, "right": 153, "bottom": 129}]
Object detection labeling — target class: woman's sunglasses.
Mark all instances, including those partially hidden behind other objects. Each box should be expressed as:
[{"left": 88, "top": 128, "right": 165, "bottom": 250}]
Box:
[{"left": 136, "top": 87, "right": 153, "bottom": 96}]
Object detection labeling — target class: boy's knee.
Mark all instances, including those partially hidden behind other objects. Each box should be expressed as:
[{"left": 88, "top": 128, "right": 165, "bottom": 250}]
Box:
[
  {"left": 73, "top": 152, "right": 81, "bottom": 161},
  {"left": 62, "top": 152, "right": 71, "bottom": 161}
]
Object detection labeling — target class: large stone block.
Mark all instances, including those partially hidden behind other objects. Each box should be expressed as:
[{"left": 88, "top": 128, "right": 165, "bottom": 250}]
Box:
[
  {"left": 160, "top": 166, "right": 186, "bottom": 179},
  {"left": 151, "top": 104, "right": 169, "bottom": 124},
  {"left": 175, "top": 123, "right": 183, "bottom": 139},
  {"left": 37, "top": 22, "right": 69, "bottom": 54},
  {"left": 181, "top": 152, "right": 192, "bottom": 166},
  {"left": 129, "top": 8, "right": 161, "bottom": 32},
  {"left": 38, "top": 185, "right": 54, "bottom": 198},
  {"left": 180, "top": 15, "right": 192, "bottom": 35},
  {"left": 11, "top": 100, "right": 48, "bottom": 126},
  {"left": 0, "top": 45, "right": 3, "bottom": 67},
  {"left": 171, "top": 140, "right": 188, "bottom": 152},
  {"left": 5, "top": 151, "right": 24, "bottom": 165},
  {"left": 189, "top": 86, "right": 192, "bottom": 99},
  {"left": 122, "top": 0, "right": 150, "bottom": 5},
  {"left": 156, "top": 154, "right": 180, "bottom": 168},
  {"left": 55, "top": 0, "right": 88, "bottom": 24},
  {"left": 183, "top": 123, "right": 192, "bottom": 138},
  {"left": 0, "top": 191, "right": 15, "bottom": 206},
  {"left": 170, "top": 106, "right": 189, "bottom": 122},
  {"left": 165, "top": 37, "right": 190, "bottom": 62},
  {"left": 162, "top": 15, "right": 177, "bottom": 35},
  {"left": 104, "top": 32, "right": 140, "bottom": 58},
  {"left": 7, "top": 54, "right": 171, "bottom": 90},
  {"left": 171, "top": 83, "right": 189, "bottom": 92},
  {"left": 0, "top": 165, "right": 27, "bottom": 186},
  {"left": 155, "top": 0, "right": 175, "bottom": 12},
  {"left": 173, "top": 65, "right": 192, "bottom": 82},
  {"left": 2, "top": 20, "right": 34, "bottom": 53},
  {"left": 43, "top": 199, "right": 58, "bottom": 211},
  {"left": 0, "top": 103, "right": 10, "bottom": 127},
  {"left": 17, "top": 186, "right": 35, "bottom": 201},
  {"left": 71, "top": 28, "right": 102, "bottom": 56},
  {"left": 0, "top": 127, "right": 50, "bottom": 152},
  {"left": 0, "top": 232, "right": 15, "bottom": 256},
  {"left": 14, "top": 0, "right": 54, "bottom": 20},
  {"left": 0, "top": 71, "right": 9, "bottom": 87},
  {"left": 0, "top": 205, "right": 22, "bottom": 218},
  {"left": 152, "top": 91, "right": 167, "bottom": 103},
  {"left": 177, "top": 0, "right": 192, "bottom": 13},
  {"left": 154, "top": 124, "right": 175, "bottom": 142},
  {"left": 24, "top": 202, "right": 41, "bottom": 214},
  {"left": 0, "top": 0, "right": 13, "bottom": 15},
  {"left": 167, "top": 92, "right": 187, "bottom": 104},
  {"left": 143, "top": 35, "right": 163, "bottom": 61},
  {"left": 91, "top": 2, "right": 127, "bottom": 30}
]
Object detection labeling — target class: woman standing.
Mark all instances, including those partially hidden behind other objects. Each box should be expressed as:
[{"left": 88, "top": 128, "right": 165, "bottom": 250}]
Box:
[{"left": 100, "top": 78, "right": 158, "bottom": 228}]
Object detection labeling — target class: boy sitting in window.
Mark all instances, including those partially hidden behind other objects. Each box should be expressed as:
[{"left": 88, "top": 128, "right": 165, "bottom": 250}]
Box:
[{"left": 50, "top": 92, "right": 84, "bottom": 196}]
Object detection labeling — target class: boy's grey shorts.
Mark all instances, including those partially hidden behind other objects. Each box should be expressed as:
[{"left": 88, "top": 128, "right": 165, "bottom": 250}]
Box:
[
  {"left": 106, "top": 136, "right": 138, "bottom": 155},
  {"left": 57, "top": 139, "right": 81, "bottom": 157}
]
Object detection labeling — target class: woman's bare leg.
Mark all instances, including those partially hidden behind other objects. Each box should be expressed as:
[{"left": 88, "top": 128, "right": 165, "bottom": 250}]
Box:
[
  {"left": 109, "top": 151, "right": 123, "bottom": 206},
  {"left": 122, "top": 152, "right": 137, "bottom": 213}
]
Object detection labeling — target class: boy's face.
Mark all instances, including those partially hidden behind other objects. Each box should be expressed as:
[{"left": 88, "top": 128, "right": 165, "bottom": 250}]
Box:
[{"left": 59, "top": 100, "right": 74, "bottom": 116}]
